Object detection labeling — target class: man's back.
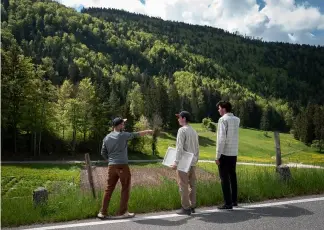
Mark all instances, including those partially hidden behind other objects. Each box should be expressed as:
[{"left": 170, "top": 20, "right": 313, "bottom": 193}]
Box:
[
  {"left": 177, "top": 125, "right": 199, "bottom": 165},
  {"left": 101, "top": 131, "right": 139, "bottom": 165},
  {"left": 217, "top": 113, "right": 240, "bottom": 156}
]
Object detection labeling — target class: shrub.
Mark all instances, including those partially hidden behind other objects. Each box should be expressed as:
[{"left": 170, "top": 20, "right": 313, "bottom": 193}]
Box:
[
  {"left": 311, "top": 140, "right": 324, "bottom": 152},
  {"left": 151, "top": 115, "right": 163, "bottom": 156},
  {"left": 202, "top": 117, "right": 212, "bottom": 128},
  {"left": 130, "top": 116, "right": 151, "bottom": 153}
]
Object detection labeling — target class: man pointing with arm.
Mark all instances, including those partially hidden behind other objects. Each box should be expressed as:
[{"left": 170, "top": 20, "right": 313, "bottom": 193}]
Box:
[{"left": 98, "top": 117, "right": 153, "bottom": 220}]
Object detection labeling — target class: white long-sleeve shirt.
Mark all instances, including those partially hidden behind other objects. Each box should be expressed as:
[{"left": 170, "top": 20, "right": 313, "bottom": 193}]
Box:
[
  {"left": 216, "top": 113, "right": 240, "bottom": 160},
  {"left": 175, "top": 125, "right": 199, "bottom": 166}
]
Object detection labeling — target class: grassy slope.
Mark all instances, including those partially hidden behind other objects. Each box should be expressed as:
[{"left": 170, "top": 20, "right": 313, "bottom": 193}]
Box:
[{"left": 155, "top": 123, "right": 324, "bottom": 165}]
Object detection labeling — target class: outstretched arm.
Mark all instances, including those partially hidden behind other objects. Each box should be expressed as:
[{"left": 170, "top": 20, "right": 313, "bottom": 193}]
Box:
[
  {"left": 138, "top": 130, "right": 154, "bottom": 136},
  {"left": 123, "top": 130, "right": 154, "bottom": 140}
]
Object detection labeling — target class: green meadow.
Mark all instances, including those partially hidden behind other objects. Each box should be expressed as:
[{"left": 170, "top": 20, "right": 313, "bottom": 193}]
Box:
[{"left": 153, "top": 123, "right": 324, "bottom": 166}]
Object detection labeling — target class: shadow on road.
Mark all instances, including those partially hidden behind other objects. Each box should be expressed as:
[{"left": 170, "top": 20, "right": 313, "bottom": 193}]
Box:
[
  {"left": 135, "top": 216, "right": 193, "bottom": 226},
  {"left": 197, "top": 205, "right": 313, "bottom": 224},
  {"left": 135, "top": 205, "right": 313, "bottom": 227}
]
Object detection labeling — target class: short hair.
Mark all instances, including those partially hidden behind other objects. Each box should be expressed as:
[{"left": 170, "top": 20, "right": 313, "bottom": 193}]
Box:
[
  {"left": 176, "top": 111, "right": 191, "bottom": 122},
  {"left": 216, "top": 101, "right": 232, "bottom": 113}
]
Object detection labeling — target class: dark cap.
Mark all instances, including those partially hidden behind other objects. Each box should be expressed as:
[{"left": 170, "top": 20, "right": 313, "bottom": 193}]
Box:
[
  {"left": 175, "top": 111, "right": 191, "bottom": 122},
  {"left": 112, "top": 117, "right": 127, "bottom": 127}
]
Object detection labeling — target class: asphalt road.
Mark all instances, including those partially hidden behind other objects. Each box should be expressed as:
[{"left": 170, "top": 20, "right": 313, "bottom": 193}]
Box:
[{"left": 12, "top": 195, "right": 324, "bottom": 230}]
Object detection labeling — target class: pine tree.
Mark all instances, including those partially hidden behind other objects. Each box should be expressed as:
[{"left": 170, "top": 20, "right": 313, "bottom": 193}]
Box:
[
  {"left": 260, "top": 107, "right": 270, "bottom": 136},
  {"left": 108, "top": 90, "right": 121, "bottom": 118},
  {"left": 56, "top": 80, "right": 73, "bottom": 139},
  {"left": 127, "top": 82, "right": 144, "bottom": 120},
  {"left": 67, "top": 98, "right": 81, "bottom": 154},
  {"left": 313, "top": 105, "right": 324, "bottom": 152},
  {"left": 238, "top": 102, "right": 248, "bottom": 128},
  {"left": 1, "top": 44, "right": 36, "bottom": 154},
  {"left": 299, "top": 105, "right": 315, "bottom": 144},
  {"left": 77, "top": 78, "right": 96, "bottom": 142}
]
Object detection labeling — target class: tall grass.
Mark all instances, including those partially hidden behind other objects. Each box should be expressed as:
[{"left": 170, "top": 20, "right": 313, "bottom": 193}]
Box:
[
  {"left": 199, "top": 163, "right": 324, "bottom": 202},
  {"left": 2, "top": 164, "right": 324, "bottom": 227}
]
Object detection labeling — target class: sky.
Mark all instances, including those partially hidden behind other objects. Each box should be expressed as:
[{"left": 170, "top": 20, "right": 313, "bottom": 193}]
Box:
[{"left": 59, "top": 0, "right": 324, "bottom": 46}]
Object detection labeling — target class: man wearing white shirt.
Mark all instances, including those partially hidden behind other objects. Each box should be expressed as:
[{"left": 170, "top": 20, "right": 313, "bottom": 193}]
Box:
[
  {"left": 215, "top": 101, "right": 240, "bottom": 210},
  {"left": 171, "top": 111, "right": 200, "bottom": 215}
]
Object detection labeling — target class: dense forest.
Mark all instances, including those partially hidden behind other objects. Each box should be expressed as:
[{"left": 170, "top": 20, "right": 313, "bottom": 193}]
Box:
[{"left": 1, "top": 0, "right": 324, "bottom": 159}]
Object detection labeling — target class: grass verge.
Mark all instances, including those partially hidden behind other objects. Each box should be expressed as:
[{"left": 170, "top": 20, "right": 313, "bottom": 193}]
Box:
[{"left": 2, "top": 163, "right": 324, "bottom": 227}]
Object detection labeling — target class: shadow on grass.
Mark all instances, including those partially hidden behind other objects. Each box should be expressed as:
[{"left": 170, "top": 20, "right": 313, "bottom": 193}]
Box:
[
  {"left": 315, "top": 150, "right": 324, "bottom": 155},
  {"left": 262, "top": 132, "right": 272, "bottom": 138},
  {"left": 199, "top": 136, "right": 216, "bottom": 147},
  {"left": 159, "top": 132, "right": 176, "bottom": 141},
  {"left": 135, "top": 205, "right": 313, "bottom": 227}
]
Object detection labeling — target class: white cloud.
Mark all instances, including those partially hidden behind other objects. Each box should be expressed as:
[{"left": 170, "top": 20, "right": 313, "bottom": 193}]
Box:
[{"left": 59, "top": 0, "right": 324, "bottom": 45}]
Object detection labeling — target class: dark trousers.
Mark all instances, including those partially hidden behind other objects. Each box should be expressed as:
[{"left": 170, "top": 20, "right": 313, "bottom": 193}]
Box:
[{"left": 218, "top": 155, "right": 237, "bottom": 206}]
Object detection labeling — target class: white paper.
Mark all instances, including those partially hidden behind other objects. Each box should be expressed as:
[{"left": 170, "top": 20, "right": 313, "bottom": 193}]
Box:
[{"left": 162, "top": 147, "right": 194, "bottom": 173}]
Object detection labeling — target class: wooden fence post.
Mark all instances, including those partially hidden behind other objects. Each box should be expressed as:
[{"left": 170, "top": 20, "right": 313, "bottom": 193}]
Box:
[
  {"left": 85, "top": 153, "right": 96, "bottom": 199},
  {"left": 274, "top": 131, "right": 292, "bottom": 181},
  {"left": 274, "top": 131, "right": 282, "bottom": 166}
]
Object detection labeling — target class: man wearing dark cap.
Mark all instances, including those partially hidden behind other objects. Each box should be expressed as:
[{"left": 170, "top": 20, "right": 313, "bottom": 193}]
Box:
[
  {"left": 98, "top": 117, "right": 153, "bottom": 219},
  {"left": 171, "top": 111, "right": 200, "bottom": 215}
]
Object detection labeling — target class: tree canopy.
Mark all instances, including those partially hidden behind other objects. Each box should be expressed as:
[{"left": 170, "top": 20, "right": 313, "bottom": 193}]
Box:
[{"left": 1, "top": 0, "right": 324, "bottom": 157}]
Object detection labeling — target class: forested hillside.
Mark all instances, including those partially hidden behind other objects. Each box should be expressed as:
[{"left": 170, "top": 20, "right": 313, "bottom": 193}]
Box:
[{"left": 1, "top": 0, "right": 324, "bottom": 158}]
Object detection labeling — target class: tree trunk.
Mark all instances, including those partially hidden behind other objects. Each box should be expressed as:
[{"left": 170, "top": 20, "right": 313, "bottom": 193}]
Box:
[
  {"left": 38, "top": 131, "right": 42, "bottom": 156},
  {"left": 38, "top": 103, "right": 45, "bottom": 156},
  {"left": 28, "top": 130, "right": 33, "bottom": 155},
  {"left": 33, "top": 132, "right": 37, "bottom": 157},
  {"left": 14, "top": 126, "right": 17, "bottom": 155},
  {"left": 98, "top": 140, "right": 101, "bottom": 154},
  {"left": 180, "top": 97, "right": 184, "bottom": 110},
  {"left": 72, "top": 128, "right": 76, "bottom": 155},
  {"left": 12, "top": 74, "right": 18, "bottom": 155}
]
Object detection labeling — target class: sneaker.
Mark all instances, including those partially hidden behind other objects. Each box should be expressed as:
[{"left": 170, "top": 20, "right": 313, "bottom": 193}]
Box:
[
  {"left": 233, "top": 203, "right": 238, "bottom": 207},
  {"left": 97, "top": 212, "right": 109, "bottom": 220},
  {"left": 176, "top": 207, "right": 191, "bottom": 215},
  {"left": 117, "top": 211, "right": 135, "bottom": 219},
  {"left": 191, "top": 207, "right": 196, "bottom": 213},
  {"left": 217, "top": 205, "right": 233, "bottom": 210}
]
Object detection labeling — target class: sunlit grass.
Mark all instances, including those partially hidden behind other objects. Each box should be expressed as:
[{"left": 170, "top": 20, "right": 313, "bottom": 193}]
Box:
[
  {"left": 152, "top": 123, "right": 324, "bottom": 166},
  {"left": 2, "top": 163, "right": 324, "bottom": 227}
]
